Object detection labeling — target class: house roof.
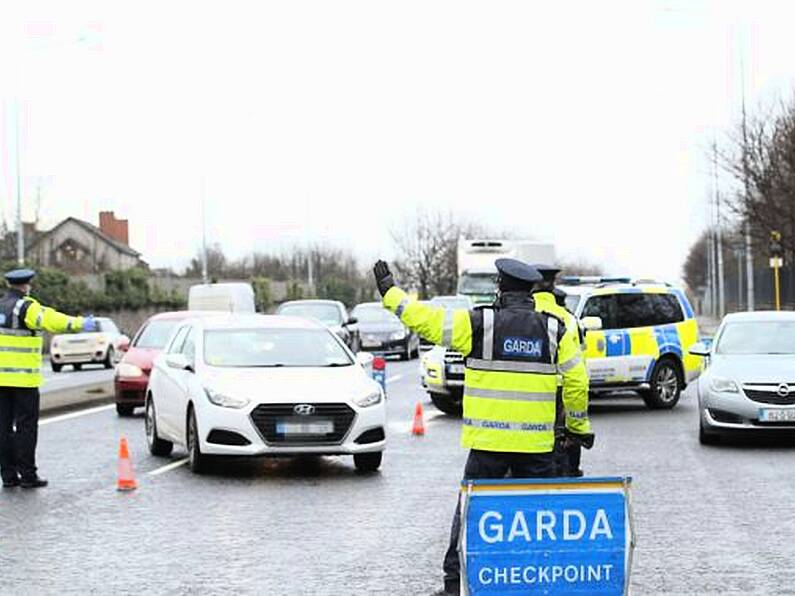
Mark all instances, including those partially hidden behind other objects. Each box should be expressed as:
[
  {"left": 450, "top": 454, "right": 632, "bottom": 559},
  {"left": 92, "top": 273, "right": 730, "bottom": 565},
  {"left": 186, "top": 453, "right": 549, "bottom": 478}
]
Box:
[{"left": 29, "top": 217, "right": 141, "bottom": 258}]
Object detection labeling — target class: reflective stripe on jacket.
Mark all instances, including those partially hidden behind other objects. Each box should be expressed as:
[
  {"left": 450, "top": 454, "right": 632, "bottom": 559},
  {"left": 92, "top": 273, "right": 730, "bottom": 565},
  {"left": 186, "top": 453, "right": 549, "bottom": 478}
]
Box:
[
  {"left": 0, "top": 290, "right": 84, "bottom": 388},
  {"left": 533, "top": 291, "right": 591, "bottom": 435},
  {"left": 384, "top": 287, "right": 580, "bottom": 453}
]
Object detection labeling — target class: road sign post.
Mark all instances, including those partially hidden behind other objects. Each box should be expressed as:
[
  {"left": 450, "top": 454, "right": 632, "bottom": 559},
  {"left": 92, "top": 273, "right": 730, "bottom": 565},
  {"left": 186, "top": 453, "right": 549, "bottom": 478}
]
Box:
[
  {"left": 459, "top": 477, "right": 635, "bottom": 595},
  {"left": 769, "top": 231, "right": 784, "bottom": 311}
]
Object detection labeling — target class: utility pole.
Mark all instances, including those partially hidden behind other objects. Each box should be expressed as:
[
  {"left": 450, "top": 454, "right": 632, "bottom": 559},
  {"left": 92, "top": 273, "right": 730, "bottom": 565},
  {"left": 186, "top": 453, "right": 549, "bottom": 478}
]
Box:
[
  {"left": 201, "top": 178, "right": 208, "bottom": 284},
  {"left": 14, "top": 101, "right": 24, "bottom": 266},
  {"left": 740, "top": 56, "right": 755, "bottom": 311},
  {"left": 713, "top": 144, "right": 725, "bottom": 317}
]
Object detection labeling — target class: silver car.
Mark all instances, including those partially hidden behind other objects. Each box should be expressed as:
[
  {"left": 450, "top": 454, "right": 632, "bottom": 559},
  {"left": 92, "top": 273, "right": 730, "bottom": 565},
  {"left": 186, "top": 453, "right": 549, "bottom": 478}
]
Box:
[{"left": 693, "top": 311, "right": 795, "bottom": 444}]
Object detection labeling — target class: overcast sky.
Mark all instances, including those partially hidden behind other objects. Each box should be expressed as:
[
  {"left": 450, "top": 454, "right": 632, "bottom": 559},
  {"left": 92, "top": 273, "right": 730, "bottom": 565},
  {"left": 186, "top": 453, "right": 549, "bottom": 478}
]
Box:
[{"left": 1, "top": 1, "right": 793, "bottom": 282}]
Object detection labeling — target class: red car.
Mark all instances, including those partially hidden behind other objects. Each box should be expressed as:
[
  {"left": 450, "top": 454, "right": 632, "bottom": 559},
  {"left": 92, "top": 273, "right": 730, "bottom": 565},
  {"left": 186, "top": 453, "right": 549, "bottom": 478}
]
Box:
[{"left": 114, "top": 311, "right": 193, "bottom": 416}]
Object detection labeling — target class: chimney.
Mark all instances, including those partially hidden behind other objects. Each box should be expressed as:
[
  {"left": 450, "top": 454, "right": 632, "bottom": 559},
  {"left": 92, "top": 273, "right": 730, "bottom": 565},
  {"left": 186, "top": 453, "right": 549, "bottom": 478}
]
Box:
[{"left": 99, "top": 211, "right": 129, "bottom": 246}]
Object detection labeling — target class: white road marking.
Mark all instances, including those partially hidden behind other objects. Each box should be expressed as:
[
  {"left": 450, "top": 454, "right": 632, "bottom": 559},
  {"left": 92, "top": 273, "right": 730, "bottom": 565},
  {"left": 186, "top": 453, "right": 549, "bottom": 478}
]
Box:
[
  {"left": 386, "top": 374, "right": 405, "bottom": 384},
  {"left": 147, "top": 458, "right": 189, "bottom": 476},
  {"left": 39, "top": 404, "right": 115, "bottom": 426}
]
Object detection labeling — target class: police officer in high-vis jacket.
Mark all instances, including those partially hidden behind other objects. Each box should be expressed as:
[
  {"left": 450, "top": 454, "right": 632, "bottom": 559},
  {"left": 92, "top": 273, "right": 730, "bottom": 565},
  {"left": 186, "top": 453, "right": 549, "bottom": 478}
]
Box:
[
  {"left": 373, "top": 258, "right": 591, "bottom": 595},
  {"left": 0, "top": 269, "right": 96, "bottom": 489},
  {"left": 532, "top": 263, "right": 592, "bottom": 477}
]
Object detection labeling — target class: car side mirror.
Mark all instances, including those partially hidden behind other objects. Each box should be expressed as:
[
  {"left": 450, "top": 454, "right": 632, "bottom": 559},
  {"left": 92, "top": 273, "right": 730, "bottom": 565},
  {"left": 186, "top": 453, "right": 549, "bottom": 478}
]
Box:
[
  {"left": 581, "top": 316, "right": 603, "bottom": 332},
  {"left": 345, "top": 316, "right": 358, "bottom": 326},
  {"left": 689, "top": 341, "right": 711, "bottom": 357},
  {"left": 165, "top": 353, "right": 193, "bottom": 372},
  {"left": 118, "top": 336, "right": 131, "bottom": 353}
]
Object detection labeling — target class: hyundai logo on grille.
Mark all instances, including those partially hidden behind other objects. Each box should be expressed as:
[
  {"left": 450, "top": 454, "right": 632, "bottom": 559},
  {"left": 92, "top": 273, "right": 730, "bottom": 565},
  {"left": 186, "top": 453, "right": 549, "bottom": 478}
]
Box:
[
  {"left": 777, "top": 384, "right": 790, "bottom": 397},
  {"left": 294, "top": 404, "right": 315, "bottom": 416}
]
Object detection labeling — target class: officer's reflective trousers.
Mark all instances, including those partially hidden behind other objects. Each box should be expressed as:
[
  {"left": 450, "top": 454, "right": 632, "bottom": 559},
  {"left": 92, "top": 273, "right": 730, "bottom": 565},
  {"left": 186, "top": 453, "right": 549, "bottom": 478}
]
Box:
[
  {"left": 442, "top": 449, "right": 555, "bottom": 587},
  {"left": 0, "top": 387, "right": 40, "bottom": 482}
]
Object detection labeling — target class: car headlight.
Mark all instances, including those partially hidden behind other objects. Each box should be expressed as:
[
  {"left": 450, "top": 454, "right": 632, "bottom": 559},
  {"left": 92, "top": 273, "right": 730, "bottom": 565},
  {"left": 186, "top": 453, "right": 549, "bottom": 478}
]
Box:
[
  {"left": 710, "top": 377, "right": 739, "bottom": 394},
  {"left": 353, "top": 389, "right": 383, "bottom": 408},
  {"left": 204, "top": 387, "right": 250, "bottom": 409},
  {"left": 390, "top": 330, "right": 406, "bottom": 341},
  {"left": 115, "top": 363, "right": 143, "bottom": 378}
]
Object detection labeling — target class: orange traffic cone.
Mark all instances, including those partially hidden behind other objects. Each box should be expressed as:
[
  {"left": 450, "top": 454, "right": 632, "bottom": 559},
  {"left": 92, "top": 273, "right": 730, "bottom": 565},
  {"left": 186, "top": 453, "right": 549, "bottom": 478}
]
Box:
[
  {"left": 412, "top": 402, "right": 425, "bottom": 436},
  {"left": 117, "top": 437, "right": 137, "bottom": 491}
]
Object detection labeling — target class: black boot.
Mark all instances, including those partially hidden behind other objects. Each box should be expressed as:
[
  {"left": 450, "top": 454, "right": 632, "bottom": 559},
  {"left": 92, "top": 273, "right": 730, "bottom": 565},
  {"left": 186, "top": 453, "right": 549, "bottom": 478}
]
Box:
[{"left": 20, "top": 476, "right": 48, "bottom": 489}]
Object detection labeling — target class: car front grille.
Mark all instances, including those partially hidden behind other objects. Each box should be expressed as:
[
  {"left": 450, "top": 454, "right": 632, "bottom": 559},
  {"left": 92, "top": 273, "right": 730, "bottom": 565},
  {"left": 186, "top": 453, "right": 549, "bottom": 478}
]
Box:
[
  {"left": 249, "top": 403, "right": 356, "bottom": 445},
  {"left": 444, "top": 351, "right": 464, "bottom": 364},
  {"left": 743, "top": 384, "right": 795, "bottom": 405}
]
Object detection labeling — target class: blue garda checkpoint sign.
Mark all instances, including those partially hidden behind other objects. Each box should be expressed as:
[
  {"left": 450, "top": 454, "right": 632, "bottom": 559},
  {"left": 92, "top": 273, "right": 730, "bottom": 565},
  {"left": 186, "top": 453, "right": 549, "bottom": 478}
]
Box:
[{"left": 460, "top": 476, "right": 635, "bottom": 595}]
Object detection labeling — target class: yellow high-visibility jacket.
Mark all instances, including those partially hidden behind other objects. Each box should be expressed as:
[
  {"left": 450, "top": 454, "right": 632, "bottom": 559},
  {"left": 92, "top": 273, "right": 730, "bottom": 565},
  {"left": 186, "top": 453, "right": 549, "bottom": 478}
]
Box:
[
  {"left": 0, "top": 290, "right": 84, "bottom": 388},
  {"left": 383, "top": 287, "right": 590, "bottom": 453},
  {"left": 533, "top": 291, "right": 591, "bottom": 433}
]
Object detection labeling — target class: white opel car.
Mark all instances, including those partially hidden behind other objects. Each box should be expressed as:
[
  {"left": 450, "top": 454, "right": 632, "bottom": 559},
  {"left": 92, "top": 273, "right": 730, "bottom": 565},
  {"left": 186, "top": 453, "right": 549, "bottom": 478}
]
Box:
[{"left": 146, "top": 314, "right": 386, "bottom": 473}]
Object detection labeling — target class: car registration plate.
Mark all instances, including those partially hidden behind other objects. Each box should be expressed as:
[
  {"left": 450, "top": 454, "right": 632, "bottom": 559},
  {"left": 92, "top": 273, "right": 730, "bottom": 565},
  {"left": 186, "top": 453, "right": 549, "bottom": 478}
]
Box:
[
  {"left": 276, "top": 420, "right": 334, "bottom": 435},
  {"left": 361, "top": 338, "right": 381, "bottom": 348},
  {"left": 448, "top": 364, "right": 465, "bottom": 374},
  {"left": 759, "top": 409, "right": 795, "bottom": 422}
]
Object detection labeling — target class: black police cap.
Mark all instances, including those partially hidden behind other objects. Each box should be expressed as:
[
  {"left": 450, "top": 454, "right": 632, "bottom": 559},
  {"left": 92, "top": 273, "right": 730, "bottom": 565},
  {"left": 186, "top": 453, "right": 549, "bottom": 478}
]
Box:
[
  {"left": 532, "top": 263, "right": 562, "bottom": 281},
  {"left": 495, "top": 258, "right": 542, "bottom": 284},
  {"left": 4, "top": 269, "right": 36, "bottom": 285}
]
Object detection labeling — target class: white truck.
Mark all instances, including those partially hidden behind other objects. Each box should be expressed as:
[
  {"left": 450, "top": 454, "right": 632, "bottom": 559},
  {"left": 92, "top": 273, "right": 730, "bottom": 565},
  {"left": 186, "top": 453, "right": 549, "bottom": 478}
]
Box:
[
  {"left": 457, "top": 238, "right": 557, "bottom": 304},
  {"left": 188, "top": 283, "right": 256, "bottom": 313}
]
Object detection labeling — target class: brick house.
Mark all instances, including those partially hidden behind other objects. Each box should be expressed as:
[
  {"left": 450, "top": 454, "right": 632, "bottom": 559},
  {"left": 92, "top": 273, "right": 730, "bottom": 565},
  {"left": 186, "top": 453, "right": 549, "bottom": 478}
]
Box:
[{"left": 27, "top": 211, "right": 146, "bottom": 273}]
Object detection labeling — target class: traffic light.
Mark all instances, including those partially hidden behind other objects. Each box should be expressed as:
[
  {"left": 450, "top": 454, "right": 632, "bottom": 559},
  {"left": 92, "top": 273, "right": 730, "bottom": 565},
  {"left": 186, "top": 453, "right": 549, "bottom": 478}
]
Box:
[{"left": 770, "top": 231, "right": 783, "bottom": 259}]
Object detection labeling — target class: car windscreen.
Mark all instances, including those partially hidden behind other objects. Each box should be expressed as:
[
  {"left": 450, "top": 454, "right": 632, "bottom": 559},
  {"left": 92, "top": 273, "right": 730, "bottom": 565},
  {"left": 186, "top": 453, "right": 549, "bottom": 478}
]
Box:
[
  {"left": 277, "top": 304, "right": 342, "bottom": 326},
  {"left": 458, "top": 274, "right": 497, "bottom": 294},
  {"left": 716, "top": 321, "right": 795, "bottom": 355},
  {"left": 564, "top": 294, "right": 581, "bottom": 314},
  {"left": 203, "top": 328, "right": 353, "bottom": 367},
  {"left": 352, "top": 306, "right": 400, "bottom": 324},
  {"left": 135, "top": 320, "right": 182, "bottom": 349}
]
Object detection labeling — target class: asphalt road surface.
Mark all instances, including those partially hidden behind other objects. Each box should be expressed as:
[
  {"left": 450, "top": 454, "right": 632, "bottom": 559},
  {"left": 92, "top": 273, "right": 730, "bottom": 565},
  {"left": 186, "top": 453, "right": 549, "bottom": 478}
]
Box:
[
  {"left": 3, "top": 359, "right": 795, "bottom": 594},
  {"left": 40, "top": 360, "right": 114, "bottom": 394}
]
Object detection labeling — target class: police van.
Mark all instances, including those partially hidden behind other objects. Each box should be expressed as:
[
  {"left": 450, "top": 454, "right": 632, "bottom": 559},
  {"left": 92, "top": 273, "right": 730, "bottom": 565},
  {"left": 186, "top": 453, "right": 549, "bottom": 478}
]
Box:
[{"left": 560, "top": 277, "right": 702, "bottom": 409}]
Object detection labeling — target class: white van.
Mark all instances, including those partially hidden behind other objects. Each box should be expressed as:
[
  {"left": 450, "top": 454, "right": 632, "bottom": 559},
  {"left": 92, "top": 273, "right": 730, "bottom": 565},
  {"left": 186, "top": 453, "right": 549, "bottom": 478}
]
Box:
[{"left": 188, "top": 283, "right": 256, "bottom": 313}]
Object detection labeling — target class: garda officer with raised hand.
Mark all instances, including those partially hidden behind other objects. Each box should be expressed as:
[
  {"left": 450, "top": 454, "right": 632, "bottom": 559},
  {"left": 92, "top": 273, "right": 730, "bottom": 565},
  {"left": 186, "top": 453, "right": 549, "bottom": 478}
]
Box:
[
  {"left": 532, "top": 264, "right": 593, "bottom": 477},
  {"left": 0, "top": 269, "right": 96, "bottom": 489},
  {"left": 373, "top": 258, "right": 591, "bottom": 595}
]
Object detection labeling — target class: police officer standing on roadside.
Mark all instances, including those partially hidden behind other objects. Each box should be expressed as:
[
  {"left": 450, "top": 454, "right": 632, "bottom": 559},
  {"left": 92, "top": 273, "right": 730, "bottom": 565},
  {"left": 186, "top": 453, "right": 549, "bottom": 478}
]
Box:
[
  {"left": 0, "top": 269, "right": 96, "bottom": 489},
  {"left": 373, "top": 258, "right": 591, "bottom": 595},
  {"left": 532, "top": 264, "right": 593, "bottom": 477}
]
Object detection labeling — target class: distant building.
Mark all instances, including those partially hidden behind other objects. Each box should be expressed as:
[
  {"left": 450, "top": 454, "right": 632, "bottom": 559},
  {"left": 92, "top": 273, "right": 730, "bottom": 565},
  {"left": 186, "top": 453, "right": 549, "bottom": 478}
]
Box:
[{"left": 27, "top": 211, "right": 146, "bottom": 273}]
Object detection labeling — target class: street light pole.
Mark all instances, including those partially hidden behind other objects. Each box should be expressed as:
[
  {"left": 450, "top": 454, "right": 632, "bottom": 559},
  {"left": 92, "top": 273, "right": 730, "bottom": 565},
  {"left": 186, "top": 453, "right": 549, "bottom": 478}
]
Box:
[{"left": 14, "top": 101, "right": 24, "bottom": 266}]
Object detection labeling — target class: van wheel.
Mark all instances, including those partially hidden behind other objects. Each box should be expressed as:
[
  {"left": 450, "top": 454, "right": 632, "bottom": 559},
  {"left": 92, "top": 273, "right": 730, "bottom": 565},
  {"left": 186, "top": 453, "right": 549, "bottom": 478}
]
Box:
[
  {"left": 641, "top": 358, "right": 682, "bottom": 409},
  {"left": 429, "top": 391, "right": 463, "bottom": 416},
  {"left": 51, "top": 361, "right": 62, "bottom": 373},
  {"left": 354, "top": 452, "right": 382, "bottom": 473}
]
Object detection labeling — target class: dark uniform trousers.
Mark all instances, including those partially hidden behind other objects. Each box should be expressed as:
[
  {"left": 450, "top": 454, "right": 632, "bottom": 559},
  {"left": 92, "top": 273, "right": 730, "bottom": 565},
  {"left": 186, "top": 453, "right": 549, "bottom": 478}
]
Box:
[
  {"left": 442, "top": 449, "right": 555, "bottom": 586},
  {"left": 0, "top": 387, "right": 40, "bottom": 482}
]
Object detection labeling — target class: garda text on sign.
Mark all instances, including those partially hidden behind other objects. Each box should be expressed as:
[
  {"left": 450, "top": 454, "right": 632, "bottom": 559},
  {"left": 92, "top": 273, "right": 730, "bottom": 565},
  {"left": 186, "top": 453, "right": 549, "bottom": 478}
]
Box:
[{"left": 460, "top": 477, "right": 634, "bottom": 595}]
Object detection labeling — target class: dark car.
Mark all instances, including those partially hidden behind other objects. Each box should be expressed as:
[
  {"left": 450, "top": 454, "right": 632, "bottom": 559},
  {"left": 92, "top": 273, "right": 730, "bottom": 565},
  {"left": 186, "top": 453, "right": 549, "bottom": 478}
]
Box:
[
  {"left": 276, "top": 299, "right": 360, "bottom": 352},
  {"left": 352, "top": 302, "right": 419, "bottom": 360},
  {"left": 114, "top": 311, "right": 194, "bottom": 416}
]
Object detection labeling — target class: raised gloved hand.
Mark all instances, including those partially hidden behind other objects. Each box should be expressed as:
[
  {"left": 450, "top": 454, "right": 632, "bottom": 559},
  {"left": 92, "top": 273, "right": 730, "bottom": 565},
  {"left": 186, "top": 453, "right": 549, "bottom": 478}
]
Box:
[
  {"left": 82, "top": 316, "right": 98, "bottom": 333},
  {"left": 564, "top": 429, "right": 595, "bottom": 450},
  {"left": 373, "top": 260, "right": 395, "bottom": 297}
]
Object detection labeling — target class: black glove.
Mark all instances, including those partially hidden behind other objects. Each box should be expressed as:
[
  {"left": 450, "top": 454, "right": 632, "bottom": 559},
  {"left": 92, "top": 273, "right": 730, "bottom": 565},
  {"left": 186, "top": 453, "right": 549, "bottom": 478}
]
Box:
[
  {"left": 564, "top": 429, "right": 595, "bottom": 450},
  {"left": 373, "top": 260, "right": 395, "bottom": 297}
]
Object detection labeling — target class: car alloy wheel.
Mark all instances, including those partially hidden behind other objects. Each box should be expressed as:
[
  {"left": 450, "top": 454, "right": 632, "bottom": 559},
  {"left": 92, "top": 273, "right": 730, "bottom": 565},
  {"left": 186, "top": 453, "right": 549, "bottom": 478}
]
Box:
[
  {"left": 656, "top": 366, "right": 678, "bottom": 403},
  {"left": 146, "top": 398, "right": 173, "bottom": 457},
  {"left": 187, "top": 409, "right": 207, "bottom": 473}
]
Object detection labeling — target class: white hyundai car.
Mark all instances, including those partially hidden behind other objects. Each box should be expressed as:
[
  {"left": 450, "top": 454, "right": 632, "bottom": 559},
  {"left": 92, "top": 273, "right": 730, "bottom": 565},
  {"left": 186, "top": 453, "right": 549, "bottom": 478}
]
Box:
[{"left": 145, "top": 314, "right": 386, "bottom": 474}]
